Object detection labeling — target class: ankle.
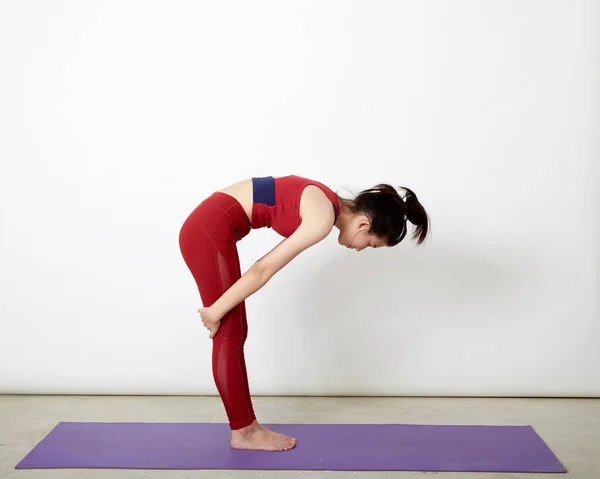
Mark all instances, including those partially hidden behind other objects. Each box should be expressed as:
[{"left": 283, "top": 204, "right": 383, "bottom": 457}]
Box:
[{"left": 232, "top": 420, "right": 259, "bottom": 438}]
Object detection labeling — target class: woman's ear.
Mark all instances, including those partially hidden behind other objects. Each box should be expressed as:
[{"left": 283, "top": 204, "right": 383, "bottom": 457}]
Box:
[{"left": 358, "top": 214, "right": 371, "bottom": 231}]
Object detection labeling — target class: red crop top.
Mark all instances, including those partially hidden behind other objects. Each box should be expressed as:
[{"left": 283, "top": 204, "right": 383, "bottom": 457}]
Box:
[{"left": 251, "top": 175, "right": 340, "bottom": 238}]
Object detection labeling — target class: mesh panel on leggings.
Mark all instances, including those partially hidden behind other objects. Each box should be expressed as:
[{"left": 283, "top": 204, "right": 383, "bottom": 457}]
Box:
[
  {"left": 215, "top": 248, "right": 233, "bottom": 402},
  {"left": 213, "top": 247, "right": 255, "bottom": 427}
]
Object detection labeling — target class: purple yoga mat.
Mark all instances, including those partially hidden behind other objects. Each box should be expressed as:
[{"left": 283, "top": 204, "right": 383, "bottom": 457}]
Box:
[{"left": 16, "top": 422, "right": 566, "bottom": 472}]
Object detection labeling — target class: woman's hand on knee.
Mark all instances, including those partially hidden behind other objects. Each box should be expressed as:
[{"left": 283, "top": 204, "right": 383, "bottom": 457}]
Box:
[{"left": 198, "top": 307, "right": 221, "bottom": 339}]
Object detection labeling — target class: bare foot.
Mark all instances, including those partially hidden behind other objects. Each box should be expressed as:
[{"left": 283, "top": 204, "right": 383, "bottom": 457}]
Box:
[
  {"left": 231, "top": 421, "right": 296, "bottom": 451},
  {"left": 257, "top": 423, "right": 295, "bottom": 447}
]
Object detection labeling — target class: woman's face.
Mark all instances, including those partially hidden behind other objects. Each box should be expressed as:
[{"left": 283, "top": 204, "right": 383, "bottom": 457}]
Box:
[{"left": 338, "top": 213, "right": 387, "bottom": 251}]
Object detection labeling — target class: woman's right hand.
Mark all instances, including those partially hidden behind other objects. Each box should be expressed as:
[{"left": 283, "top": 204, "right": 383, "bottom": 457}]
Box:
[{"left": 198, "top": 307, "right": 221, "bottom": 339}]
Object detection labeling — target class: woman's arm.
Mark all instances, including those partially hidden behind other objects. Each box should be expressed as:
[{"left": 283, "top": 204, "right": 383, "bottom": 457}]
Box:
[
  {"left": 209, "top": 219, "right": 331, "bottom": 322},
  {"left": 209, "top": 189, "right": 335, "bottom": 322}
]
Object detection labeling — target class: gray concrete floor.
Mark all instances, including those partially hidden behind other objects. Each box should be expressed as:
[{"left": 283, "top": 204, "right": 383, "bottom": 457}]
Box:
[{"left": 0, "top": 395, "right": 598, "bottom": 479}]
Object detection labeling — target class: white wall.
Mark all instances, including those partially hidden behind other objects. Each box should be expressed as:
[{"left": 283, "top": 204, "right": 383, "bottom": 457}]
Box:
[{"left": 1, "top": 0, "right": 598, "bottom": 397}]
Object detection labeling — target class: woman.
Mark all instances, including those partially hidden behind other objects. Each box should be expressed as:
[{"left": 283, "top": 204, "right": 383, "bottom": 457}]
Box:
[{"left": 178, "top": 175, "right": 429, "bottom": 452}]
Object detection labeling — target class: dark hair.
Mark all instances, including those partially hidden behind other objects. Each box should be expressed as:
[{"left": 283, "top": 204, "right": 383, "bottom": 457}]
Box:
[{"left": 340, "top": 184, "right": 430, "bottom": 246}]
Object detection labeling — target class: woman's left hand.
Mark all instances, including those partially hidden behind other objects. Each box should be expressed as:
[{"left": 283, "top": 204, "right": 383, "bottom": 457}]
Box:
[{"left": 198, "top": 307, "right": 221, "bottom": 339}]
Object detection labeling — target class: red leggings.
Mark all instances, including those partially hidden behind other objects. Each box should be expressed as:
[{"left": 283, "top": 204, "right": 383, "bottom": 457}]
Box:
[{"left": 179, "top": 192, "right": 256, "bottom": 430}]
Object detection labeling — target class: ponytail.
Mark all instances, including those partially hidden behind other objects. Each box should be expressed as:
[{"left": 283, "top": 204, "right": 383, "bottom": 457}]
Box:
[{"left": 400, "top": 186, "right": 429, "bottom": 244}]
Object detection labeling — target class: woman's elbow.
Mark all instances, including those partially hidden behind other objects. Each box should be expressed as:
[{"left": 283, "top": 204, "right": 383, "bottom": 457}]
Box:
[{"left": 251, "top": 261, "right": 272, "bottom": 287}]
